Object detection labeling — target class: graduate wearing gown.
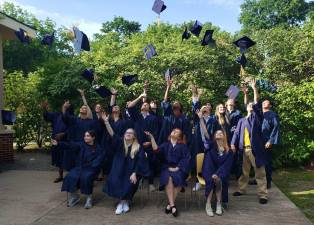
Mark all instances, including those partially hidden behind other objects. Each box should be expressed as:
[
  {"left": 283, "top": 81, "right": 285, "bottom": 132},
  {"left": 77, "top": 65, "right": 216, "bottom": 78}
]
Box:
[
  {"left": 101, "top": 113, "right": 150, "bottom": 215},
  {"left": 202, "top": 130, "right": 233, "bottom": 217},
  {"left": 56, "top": 130, "right": 104, "bottom": 209},
  {"left": 62, "top": 96, "right": 99, "bottom": 171},
  {"left": 191, "top": 85, "right": 219, "bottom": 191},
  {"left": 147, "top": 128, "right": 191, "bottom": 217},
  {"left": 158, "top": 80, "right": 192, "bottom": 146},
  {"left": 261, "top": 100, "right": 280, "bottom": 188},
  {"left": 231, "top": 80, "right": 268, "bottom": 204},
  {"left": 43, "top": 101, "right": 73, "bottom": 182},
  {"left": 127, "top": 92, "right": 160, "bottom": 192},
  {"left": 225, "top": 98, "right": 243, "bottom": 179}
]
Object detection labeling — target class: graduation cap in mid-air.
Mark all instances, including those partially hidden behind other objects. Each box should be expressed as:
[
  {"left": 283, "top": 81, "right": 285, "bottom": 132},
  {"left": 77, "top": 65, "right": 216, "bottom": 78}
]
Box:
[
  {"left": 201, "top": 29, "right": 216, "bottom": 47},
  {"left": 41, "top": 32, "right": 55, "bottom": 47},
  {"left": 15, "top": 28, "right": 30, "bottom": 44},
  {"left": 236, "top": 54, "right": 247, "bottom": 67},
  {"left": 190, "top": 20, "right": 203, "bottom": 37},
  {"left": 182, "top": 26, "right": 191, "bottom": 41},
  {"left": 93, "top": 85, "right": 112, "bottom": 98},
  {"left": 1, "top": 110, "right": 16, "bottom": 125},
  {"left": 164, "top": 68, "right": 173, "bottom": 80},
  {"left": 72, "top": 27, "right": 90, "bottom": 53},
  {"left": 256, "top": 79, "right": 277, "bottom": 93},
  {"left": 144, "top": 44, "right": 157, "bottom": 60},
  {"left": 122, "top": 74, "right": 138, "bottom": 86},
  {"left": 234, "top": 36, "right": 256, "bottom": 53},
  {"left": 152, "top": 0, "right": 167, "bottom": 15},
  {"left": 81, "top": 68, "right": 94, "bottom": 83},
  {"left": 225, "top": 85, "right": 240, "bottom": 100}
]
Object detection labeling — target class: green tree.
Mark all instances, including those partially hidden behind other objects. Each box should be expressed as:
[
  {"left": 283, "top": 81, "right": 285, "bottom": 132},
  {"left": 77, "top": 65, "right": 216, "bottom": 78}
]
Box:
[
  {"left": 97, "top": 16, "right": 141, "bottom": 37},
  {"left": 239, "top": 0, "right": 312, "bottom": 30}
]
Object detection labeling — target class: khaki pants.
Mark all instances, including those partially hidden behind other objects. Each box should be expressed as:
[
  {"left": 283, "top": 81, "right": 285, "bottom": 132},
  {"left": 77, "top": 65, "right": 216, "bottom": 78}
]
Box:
[{"left": 238, "top": 147, "right": 268, "bottom": 199}]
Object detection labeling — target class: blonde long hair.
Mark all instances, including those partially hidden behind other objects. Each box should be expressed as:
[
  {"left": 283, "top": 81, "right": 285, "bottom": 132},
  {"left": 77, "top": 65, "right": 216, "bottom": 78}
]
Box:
[
  {"left": 123, "top": 128, "right": 140, "bottom": 159},
  {"left": 213, "top": 130, "right": 230, "bottom": 152},
  {"left": 215, "top": 104, "right": 230, "bottom": 127}
]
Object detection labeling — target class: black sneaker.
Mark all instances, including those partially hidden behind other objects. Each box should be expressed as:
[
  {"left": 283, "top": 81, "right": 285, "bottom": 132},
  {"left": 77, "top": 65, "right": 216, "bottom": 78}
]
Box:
[
  {"left": 259, "top": 198, "right": 268, "bottom": 204},
  {"left": 233, "top": 191, "right": 243, "bottom": 196}
]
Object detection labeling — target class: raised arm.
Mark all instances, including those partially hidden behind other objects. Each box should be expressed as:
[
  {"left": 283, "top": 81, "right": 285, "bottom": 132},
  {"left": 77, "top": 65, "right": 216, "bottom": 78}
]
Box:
[
  {"left": 78, "top": 89, "right": 93, "bottom": 119},
  {"left": 163, "top": 79, "right": 172, "bottom": 102},
  {"left": 110, "top": 88, "right": 118, "bottom": 107},
  {"left": 249, "top": 79, "right": 259, "bottom": 104},
  {"left": 127, "top": 92, "right": 146, "bottom": 109},
  {"left": 191, "top": 85, "right": 201, "bottom": 122},
  {"left": 101, "top": 112, "right": 114, "bottom": 137},
  {"left": 145, "top": 131, "right": 158, "bottom": 151},
  {"left": 241, "top": 86, "right": 249, "bottom": 107},
  {"left": 196, "top": 109, "right": 210, "bottom": 140}
]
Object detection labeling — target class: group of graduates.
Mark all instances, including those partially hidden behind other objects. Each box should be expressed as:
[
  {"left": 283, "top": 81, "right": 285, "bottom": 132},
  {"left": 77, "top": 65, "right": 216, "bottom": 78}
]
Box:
[{"left": 43, "top": 78, "right": 280, "bottom": 217}]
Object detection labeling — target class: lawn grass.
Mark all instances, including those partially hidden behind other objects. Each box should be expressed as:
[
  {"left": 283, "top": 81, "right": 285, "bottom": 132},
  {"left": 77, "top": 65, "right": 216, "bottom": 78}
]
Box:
[{"left": 273, "top": 168, "right": 314, "bottom": 224}]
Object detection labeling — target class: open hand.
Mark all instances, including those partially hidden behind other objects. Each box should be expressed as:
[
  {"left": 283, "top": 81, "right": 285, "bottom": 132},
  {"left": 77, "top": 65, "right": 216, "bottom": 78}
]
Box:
[{"left": 130, "top": 173, "right": 137, "bottom": 184}]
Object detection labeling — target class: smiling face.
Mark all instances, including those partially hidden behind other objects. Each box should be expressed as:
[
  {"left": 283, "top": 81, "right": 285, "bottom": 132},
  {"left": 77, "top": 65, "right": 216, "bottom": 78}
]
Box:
[
  {"left": 214, "top": 130, "right": 224, "bottom": 140},
  {"left": 141, "top": 102, "right": 150, "bottom": 112},
  {"left": 95, "top": 104, "right": 102, "bottom": 113},
  {"left": 217, "top": 104, "right": 225, "bottom": 114},
  {"left": 226, "top": 99, "right": 235, "bottom": 111},
  {"left": 112, "top": 105, "right": 120, "bottom": 115},
  {"left": 80, "top": 105, "right": 88, "bottom": 115},
  {"left": 84, "top": 131, "right": 95, "bottom": 145},
  {"left": 124, "top": 128, "right": 135, "bottom": 141}
]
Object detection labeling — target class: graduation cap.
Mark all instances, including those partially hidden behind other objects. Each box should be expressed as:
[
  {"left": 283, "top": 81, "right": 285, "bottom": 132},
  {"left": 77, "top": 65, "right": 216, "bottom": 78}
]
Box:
[
  {"left": 164, "top": 68, "right": 173, "bottom": 80},
  {"left": 81, "top": 68, "right": 94, "bottom": 83},
  {"left": 41, "top": 32, "right": 55, "bottom": 47},
  {"left": 225, "top": 85, "right": 240, "bottom": 100},
  {"left": 144, "top": 44, "right": 157, "bottom": 60},
  {"left": 93, "top": 85, "right": 112, "bottom": 98},
  {"left": 15, "top": 28, "right": 30, "bottom": 44},
  {"left": 201, "top": 29, "right": 216, "bottom": 47},
  {"left": 122, "top": 74, "right": 138, "bottom": 86},
  {"left": 182, "top": 26, "right": 191, "bottom": 41},
  {"left": 256, "top": 79, "right": 277, "bottom": 93},
  {"left": 233, "top": 36, "right": 256, "bottom": 53},
  {"left": 190, "top": 20, "right": 203, "bottom": 37},
  {"left": 72, "top": 27, "right": 90, "bottom": 53},
  {"left": 1, "top": 110, "right": 16, "bottom": 125},
  {"left": 236, "top": 54, "right": 247, "bottom": 67},
  {"left": 152, "top": 0, "right": 167, "bottom": 15}
]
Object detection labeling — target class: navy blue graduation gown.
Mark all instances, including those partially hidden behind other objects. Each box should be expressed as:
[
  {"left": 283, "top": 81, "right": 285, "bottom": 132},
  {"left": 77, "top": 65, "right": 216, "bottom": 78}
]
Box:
[
  {"left": 202, "top": 143, "right": 233, "bottom": 203},
  {"left": 231, "top": 102, "right": 266, "bottom": 167},
  {"left": 158, "top": 101, "right": 192, "bottom": 145},
  {"left": 226, "top": 109, "right": 242, "bottom": 140},
  {"left": 101, "top": 118, "right": 134, "bottom": 175},
  {"left": 157, "top": 142, "right": 191, "bottom": 188},
  {"left": 62, "top": 113, "right": 98, "bottom": 170},
  {"left": 61, "top": 142, "right": 105, "bottom": 195},
  {"left": 262, "top": 111, "right": 280, "bottom": 145},
  {"left": 43, "top": 111, "right": 68, "bottom": 168},
  {"left": 103, "top": 134, "right": 150, "bottom": 200}
]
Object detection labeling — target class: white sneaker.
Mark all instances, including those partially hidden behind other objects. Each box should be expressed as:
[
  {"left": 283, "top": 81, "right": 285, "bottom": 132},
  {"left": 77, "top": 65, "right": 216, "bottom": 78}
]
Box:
[
  {"left": 68, "top": 193, "right": 80, "bottom": 207},
  {"left": 122, "top": 202, "right": 130, "bottom": 213},
  {"left": 115, "top": 203, "right": 123, "bottom": 215},
  {"left": 216, "top": 203, "right": 223, "bottom": 215},
  {"left": 149, "top": 184, "right": 156, "bottom": 192},
  {"left": 206, "top": 202, "right": 214, "bottom": 217},
  {"left": 84, "top": 197, "right": 93, "bottom": 209},
  {"left": 193, "top": 182, "right": 201, "bottom": 192}
]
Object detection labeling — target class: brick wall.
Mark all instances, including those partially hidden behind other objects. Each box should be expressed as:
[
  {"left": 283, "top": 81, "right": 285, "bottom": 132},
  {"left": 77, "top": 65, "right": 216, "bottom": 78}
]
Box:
[{"left": 0, "top": 132, "right": 14, "bottom": 162}]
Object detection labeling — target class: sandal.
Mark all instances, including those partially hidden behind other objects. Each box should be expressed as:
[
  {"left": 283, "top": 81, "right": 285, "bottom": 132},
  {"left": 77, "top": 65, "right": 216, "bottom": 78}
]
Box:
[
  {"left": 165, "top": 203, "right": 171, "bottom": 214},
  {"left": 171, "top": 205, "right": 178, "bottom": 217}
]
